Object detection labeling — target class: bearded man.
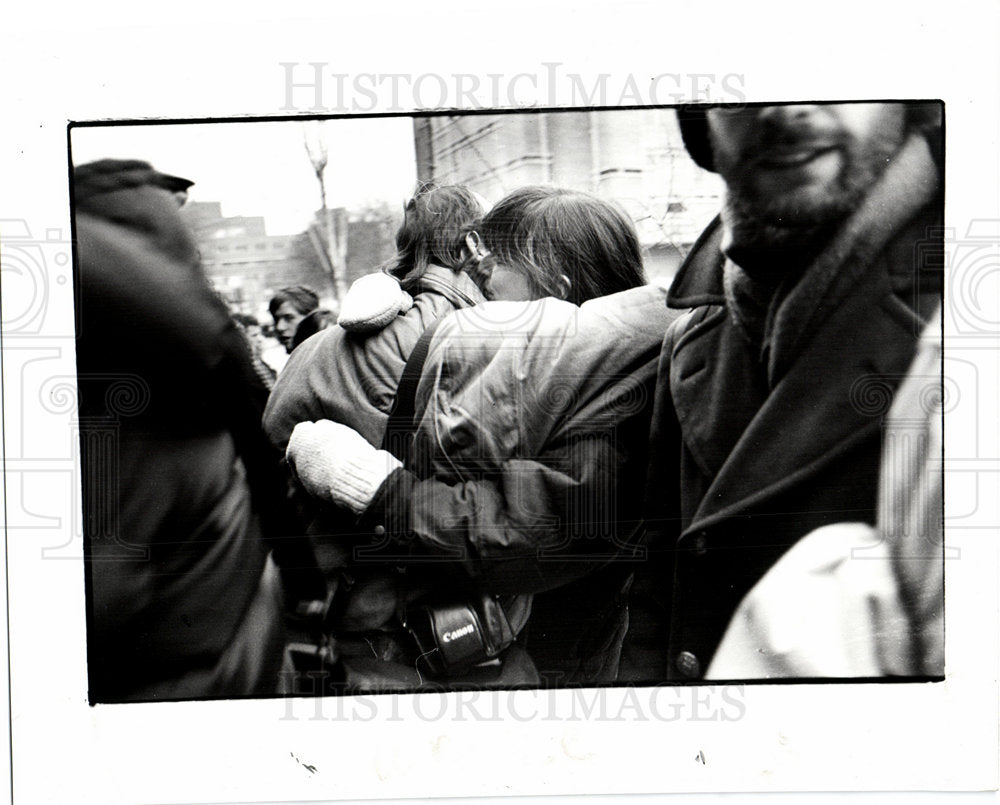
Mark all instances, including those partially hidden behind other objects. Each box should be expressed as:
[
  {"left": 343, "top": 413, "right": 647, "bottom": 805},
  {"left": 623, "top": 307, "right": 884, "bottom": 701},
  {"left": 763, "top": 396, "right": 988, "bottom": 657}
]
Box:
[{"left": 622, "top": 102, "right": 943, "bottom": 681}]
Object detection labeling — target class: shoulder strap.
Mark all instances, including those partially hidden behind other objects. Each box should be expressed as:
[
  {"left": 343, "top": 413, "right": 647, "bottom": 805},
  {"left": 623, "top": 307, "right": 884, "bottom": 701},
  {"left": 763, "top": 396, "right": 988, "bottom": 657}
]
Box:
[
  {"left": 386, "top": 316, "right": 536, "bottom": 660},
  {"left": 381, "top": 316, "right": 446, "bottom": 464}
]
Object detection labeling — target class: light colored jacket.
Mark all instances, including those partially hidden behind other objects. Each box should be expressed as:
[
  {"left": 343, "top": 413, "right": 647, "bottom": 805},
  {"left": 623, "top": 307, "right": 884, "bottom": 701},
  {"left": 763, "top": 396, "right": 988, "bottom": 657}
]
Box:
[{"left": 263, "top": 265, "right": 486, "bottom": 452}]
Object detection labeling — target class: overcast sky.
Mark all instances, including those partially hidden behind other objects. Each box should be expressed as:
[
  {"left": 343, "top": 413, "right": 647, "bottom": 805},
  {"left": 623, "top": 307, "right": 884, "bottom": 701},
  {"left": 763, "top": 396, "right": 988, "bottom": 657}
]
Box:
[{"left": 70, "top": 116, "right": 418, "bottom": 235}]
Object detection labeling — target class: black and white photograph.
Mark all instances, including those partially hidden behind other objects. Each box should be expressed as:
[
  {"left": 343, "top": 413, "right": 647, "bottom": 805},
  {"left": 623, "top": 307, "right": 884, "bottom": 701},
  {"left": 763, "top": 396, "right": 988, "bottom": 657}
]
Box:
[
  {"left": 3, "top": 2, "right": 999, "bottom": 804},
  {"left": 69, "top": 102, "right": 944, "bottom": 704}
]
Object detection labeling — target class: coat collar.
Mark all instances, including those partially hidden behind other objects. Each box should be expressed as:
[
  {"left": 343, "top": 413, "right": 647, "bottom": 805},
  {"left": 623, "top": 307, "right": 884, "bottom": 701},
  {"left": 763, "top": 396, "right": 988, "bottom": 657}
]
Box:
[
  {"left": 668, "top": 135, "right": 942, "bottom": 533},
  {"left": 416, "top": 264, "right": 486, "bottom": 309},
  {"left": 667, "top": 216, "right": 726, "bottom": 308},
  {"left": 678, "top": 261, "right": 916, "bottom": 530}
]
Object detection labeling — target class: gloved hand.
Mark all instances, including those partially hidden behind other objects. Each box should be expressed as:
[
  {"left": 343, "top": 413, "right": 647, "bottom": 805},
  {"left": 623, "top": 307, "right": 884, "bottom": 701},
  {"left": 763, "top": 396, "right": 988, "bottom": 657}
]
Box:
[{"left": 287, "top": 420, "right": 402, "bottom": 515}]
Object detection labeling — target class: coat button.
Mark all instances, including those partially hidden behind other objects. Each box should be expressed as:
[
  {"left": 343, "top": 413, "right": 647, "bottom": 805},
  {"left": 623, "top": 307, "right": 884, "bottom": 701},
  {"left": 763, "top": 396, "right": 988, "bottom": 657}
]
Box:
[
  {"left": 373, "top": 525, "right": 385, "bottom": 536},
  {"left": 691, "top": 533, "right": 708, "bottom": 555},
  {"left": 675, "top": 650, "right": 701, "bottom": 678}
]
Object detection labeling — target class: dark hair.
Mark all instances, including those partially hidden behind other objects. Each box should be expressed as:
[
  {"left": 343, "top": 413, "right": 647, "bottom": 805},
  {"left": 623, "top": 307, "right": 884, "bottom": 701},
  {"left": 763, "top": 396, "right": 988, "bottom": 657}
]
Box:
[
  {"left": 268, "top": 285, "right": 319, "bottom": 317},
  {"left": 382, "top": 182, "right": 485, "bottom": 291},
  {"left": 290, "top": 308, "right": 336, "bottom": 350},
  {"left": 232, "top": 312, "right": 260, "bottom": 329},
  {"left": 479, "top": 186, "right": 646, "bottom": 305}
]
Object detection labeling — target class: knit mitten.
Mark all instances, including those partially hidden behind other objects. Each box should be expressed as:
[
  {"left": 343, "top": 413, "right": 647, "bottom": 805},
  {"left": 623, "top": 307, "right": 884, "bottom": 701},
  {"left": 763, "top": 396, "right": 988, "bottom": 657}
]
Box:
[
  {"left": 287, "top": 420, "right": 402, "bottom": 515},
  {"left": 338, "top": 273, "right": 414, "bottom": 333}
]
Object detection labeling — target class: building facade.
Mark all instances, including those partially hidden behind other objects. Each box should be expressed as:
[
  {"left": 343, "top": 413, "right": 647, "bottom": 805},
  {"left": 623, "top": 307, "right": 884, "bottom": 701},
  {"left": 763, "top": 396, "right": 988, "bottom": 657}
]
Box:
[
  {"left": 182, "top": 202, "right": 396, "bottom": 323},
  {"left": 413, "top": 109, "right": 722, "bottom": 285}
]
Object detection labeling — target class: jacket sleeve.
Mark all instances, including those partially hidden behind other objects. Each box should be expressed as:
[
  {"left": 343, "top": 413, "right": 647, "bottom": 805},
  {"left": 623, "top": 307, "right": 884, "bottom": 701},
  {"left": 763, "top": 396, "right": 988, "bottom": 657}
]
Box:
[
  {"left": 356, "top": 290, "right": 669, "bottom": 598},
  {"left": 359, "top": 419, "right": 647, "bottom": 597}
]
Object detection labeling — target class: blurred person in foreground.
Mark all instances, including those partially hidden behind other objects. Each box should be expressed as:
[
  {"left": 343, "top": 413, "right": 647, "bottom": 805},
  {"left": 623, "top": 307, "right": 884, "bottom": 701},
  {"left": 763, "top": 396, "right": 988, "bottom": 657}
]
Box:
[
  {"left": 73, "top": 159, "right": 302, "bottom": 701},
  {"left": 622, "top": 102, "right": 943, "bottom": 681}
]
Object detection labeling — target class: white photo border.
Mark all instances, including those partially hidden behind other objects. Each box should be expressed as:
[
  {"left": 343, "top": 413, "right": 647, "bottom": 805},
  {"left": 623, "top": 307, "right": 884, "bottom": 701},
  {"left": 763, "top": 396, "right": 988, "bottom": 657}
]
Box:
[{"left": 3, "top": 1, "right": 999, "bottom": 803}]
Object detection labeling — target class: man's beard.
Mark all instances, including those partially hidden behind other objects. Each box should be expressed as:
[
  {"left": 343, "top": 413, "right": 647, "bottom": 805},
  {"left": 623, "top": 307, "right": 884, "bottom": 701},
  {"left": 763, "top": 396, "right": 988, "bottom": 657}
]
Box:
[{"left": 715, "top": 127, "right": 906, "bottom": 277}]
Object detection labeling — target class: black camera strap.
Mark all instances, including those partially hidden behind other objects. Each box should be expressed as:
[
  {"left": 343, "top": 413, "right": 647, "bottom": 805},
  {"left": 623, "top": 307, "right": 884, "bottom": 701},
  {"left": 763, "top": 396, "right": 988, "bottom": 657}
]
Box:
[{"left": 381, "top": 316, "right": 445, "bottom": 465}]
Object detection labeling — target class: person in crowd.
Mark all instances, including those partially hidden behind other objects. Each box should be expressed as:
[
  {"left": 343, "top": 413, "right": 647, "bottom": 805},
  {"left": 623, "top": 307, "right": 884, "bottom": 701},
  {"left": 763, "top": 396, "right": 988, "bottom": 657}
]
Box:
[
  {"left": 269, "top": 285, "right": 320, "bottom": 353},
  {"left": 282, "top": 186, "right": 675, "bottom": 688},
  {"left": 619, "top": 102, "right": 943, "bottom": 681},
  {"left": 73, "top": 159, "right": 297, "bottom": 701},
  {"left": 233, "top": 311, "right": 266, "bottom": 351},
  {"left": 233, "top": 312, "right": 277, "bottom": 390},
  {"left": 264, "top": 182, "right": 489, "bottom": 452},
  {"left": 705, "top": 307, "right": 943, "bottom": 678},
  {"left": 264, "top": 182, "right": 490, "bottom": 689}
]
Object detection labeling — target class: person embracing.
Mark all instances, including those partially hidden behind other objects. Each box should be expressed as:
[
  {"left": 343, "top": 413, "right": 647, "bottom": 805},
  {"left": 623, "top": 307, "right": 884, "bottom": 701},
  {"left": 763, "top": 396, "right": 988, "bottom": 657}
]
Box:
[{"left": 285, "top": 186, "right": 679, "bottom": 688}]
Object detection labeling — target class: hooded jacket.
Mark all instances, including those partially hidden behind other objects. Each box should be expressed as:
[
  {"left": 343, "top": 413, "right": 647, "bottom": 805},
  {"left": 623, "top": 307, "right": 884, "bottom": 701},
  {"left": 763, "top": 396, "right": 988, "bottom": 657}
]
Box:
[
  {"left": 262, "top": 266, "right": 487, "bottom": 652},
  {"left": 263, "top": 265, "right": 485, "bottom": 452}
]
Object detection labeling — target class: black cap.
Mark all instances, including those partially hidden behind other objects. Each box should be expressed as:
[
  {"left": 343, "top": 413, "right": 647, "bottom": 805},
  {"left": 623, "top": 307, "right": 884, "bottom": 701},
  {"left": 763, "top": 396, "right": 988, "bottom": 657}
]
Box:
[
  {"left": 676, "top": 106, "right": 715, "bottom": 172},
  {"left": 73, "top": 159, "right": 194, "bottom": 202}
]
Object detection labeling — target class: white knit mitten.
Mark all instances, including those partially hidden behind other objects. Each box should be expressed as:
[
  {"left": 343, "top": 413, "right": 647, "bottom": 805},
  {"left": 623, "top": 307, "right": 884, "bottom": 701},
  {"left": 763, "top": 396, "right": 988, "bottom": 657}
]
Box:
[
  {"left": 287, "top": 420, "right": 402, "bottom": 515},
  {"left": 338, "top": 273, "right": 413, "bottom": 333}
]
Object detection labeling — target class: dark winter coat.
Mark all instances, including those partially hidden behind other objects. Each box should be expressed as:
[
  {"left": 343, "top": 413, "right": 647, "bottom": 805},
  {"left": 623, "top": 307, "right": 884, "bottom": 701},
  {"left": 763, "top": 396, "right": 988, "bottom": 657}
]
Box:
[
  {"left": 364, "top": 285, "right": 680, "bottom": 684},
  {"left": 621, "top": 134, "right": 944, "bottom": 681},
  {"left": 73, "top": 160, "right": 289, "bottom": 701}
]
